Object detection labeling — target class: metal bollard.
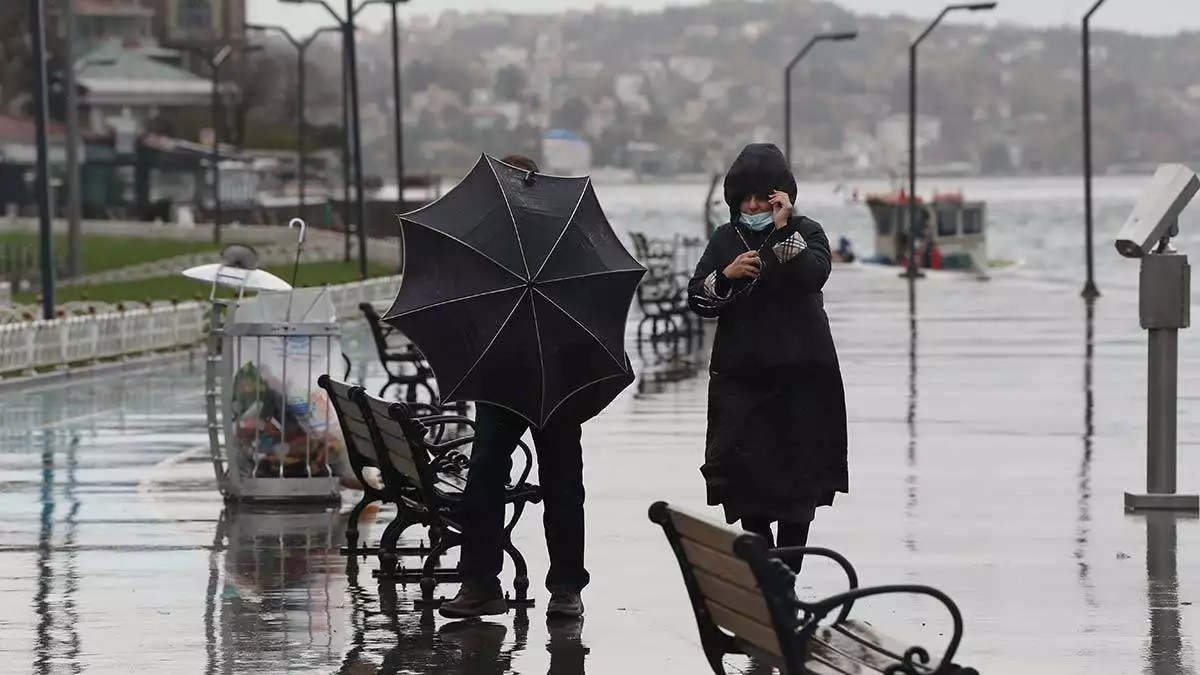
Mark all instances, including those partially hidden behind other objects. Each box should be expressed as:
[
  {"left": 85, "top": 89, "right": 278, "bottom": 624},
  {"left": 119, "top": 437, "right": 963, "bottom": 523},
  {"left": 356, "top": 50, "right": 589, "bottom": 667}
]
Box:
[{"left": 1117, "top": 163, "right": 1200, "bottom": 512}]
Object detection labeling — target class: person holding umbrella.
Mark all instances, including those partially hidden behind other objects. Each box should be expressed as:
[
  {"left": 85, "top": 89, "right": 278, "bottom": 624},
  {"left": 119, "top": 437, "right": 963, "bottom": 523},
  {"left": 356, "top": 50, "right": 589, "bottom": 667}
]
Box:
[
  {"left": 382, "top": 153, "right": 645, "bottom": 620},
  {"left": 686, "top": 142, "right": 848, "bottom": 557}
]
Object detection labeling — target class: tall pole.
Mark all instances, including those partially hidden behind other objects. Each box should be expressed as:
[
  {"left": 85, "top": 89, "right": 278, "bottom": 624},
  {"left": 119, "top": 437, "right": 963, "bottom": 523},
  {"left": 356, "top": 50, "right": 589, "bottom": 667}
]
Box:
[
  {"left": 340, "top": 31, "right": 353, "bottom": 263},
  {"left": 63, "top": 0, "right": 82, "bottom": 279},
  {"left": 345, "top": 0, "right": 368, "bottom": 280},
  {"left": 247, "top": 24, "right": 338, "bottom": 229},
  {"left": 906, "top": 3, "right": 996, "bottom": 280},
  {"left": 210, "top": 61, "right": 223, "bottom": 245},
  {"left": 907, "top": 40, "right": 920, "bottom": 279},
  {"left": 1081, "top": 0, "right": 1107, "bottom": 300},
  {"left": 784, "top": 66, "right": 792, "bottom": 167},
  {"left": 391, "top": 0, "right": 405, "bottom": 273},
  {"left": 30, "top": 0, "right": 56, "bottom": 319},
  {"left": 784, "top": 32, "right": 857, "bottom": 170}
]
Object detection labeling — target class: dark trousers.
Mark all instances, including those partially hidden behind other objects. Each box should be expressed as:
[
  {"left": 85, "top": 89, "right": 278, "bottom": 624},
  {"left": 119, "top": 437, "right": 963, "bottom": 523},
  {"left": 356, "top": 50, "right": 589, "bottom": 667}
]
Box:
[{"left": 458, "top": 402, "right": 590, "bottom": 592}]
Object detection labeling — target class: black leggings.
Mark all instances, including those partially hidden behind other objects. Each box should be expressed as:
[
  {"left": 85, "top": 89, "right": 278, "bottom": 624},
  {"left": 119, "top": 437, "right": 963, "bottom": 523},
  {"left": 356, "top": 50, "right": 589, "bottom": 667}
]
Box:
[{"left": 741, "top": 518, "right": 812, "bottom": 553}]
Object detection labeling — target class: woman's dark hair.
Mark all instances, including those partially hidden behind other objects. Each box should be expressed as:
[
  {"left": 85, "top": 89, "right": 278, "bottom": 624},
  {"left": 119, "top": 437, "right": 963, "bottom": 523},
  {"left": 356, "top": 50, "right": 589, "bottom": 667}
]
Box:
[{"left": 501, "top": 154, "right": 539, "bottom": 172}]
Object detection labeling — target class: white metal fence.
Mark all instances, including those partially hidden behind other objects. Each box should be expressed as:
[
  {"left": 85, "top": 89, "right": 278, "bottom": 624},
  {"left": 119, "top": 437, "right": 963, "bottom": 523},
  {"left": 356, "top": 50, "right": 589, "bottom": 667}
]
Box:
[{"left": 0, "top": 275, "right": 402, "bottom": 378}]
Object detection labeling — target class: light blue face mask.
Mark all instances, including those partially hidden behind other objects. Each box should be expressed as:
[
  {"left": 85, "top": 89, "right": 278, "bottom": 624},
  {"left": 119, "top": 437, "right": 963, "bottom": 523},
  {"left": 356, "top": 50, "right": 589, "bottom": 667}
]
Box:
[{"left": 739, "top": 211, "right": 774, "bottom": 232}]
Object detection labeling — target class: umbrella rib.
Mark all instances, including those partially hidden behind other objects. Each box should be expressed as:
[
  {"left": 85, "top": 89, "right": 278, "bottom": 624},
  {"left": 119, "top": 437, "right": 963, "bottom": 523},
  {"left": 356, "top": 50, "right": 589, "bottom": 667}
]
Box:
[
  {"left": 531, "top": 177, "right": 592, "bottom": 281},
  {"left": 541, "top": 370, "right": 630, "bottom": 429},
  {"left": 401, "top": 217, "right": 526, "bottom": 284},
  {"left": 443, "top": 288, "right": 529, "bottom": 402},
  {"left": 532, "top": 288, "right": 624, "bottom": 369},
  {"left": 485, "top": 157, "right": 532, "bottom": 280},
  {"left": 536, "top": 268, "right": 647, "bottom": 284},
  {"left": 528, "top": 289, "right": 548, "bottom": 424},
  {"left": 384, "top": 285, "right": 526, "bottom": 319}
]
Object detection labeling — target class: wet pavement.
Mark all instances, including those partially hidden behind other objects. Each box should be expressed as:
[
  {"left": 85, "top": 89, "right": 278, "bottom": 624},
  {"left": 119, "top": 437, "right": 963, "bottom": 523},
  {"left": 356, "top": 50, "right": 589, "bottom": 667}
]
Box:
[{"left": 1, "top": 265, "right": 1199, "bottom": 674}]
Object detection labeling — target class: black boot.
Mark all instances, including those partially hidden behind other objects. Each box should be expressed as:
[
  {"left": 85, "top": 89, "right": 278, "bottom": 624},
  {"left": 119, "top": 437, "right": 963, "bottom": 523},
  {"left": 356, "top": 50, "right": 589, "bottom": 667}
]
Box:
[
  {"left": 439, "top": 580, "right": 508, "bottom": 619},
  {"left": 546, "top": 587, "right": 584, "bottom": 619}
]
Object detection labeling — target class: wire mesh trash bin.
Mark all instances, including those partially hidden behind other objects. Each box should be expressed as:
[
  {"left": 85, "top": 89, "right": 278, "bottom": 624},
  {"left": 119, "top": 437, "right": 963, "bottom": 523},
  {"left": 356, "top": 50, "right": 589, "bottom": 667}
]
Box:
[{"left": 206, "top": 285, "right": 347, "bottom": 503}]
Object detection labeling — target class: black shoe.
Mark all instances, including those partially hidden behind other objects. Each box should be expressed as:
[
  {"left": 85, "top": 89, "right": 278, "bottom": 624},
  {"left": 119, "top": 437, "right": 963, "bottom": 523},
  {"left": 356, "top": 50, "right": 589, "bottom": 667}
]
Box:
[
  {"left": 546, "top": 589, "right": 584, "bottom": 619},
  {"left": 439, "top": 581, "right": 508, "bottom": 619}
]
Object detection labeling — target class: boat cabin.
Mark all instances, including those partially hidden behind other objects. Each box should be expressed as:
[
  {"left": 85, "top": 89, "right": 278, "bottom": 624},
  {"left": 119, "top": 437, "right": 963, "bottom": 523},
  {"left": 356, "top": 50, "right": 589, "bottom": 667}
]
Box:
[{"left": 865, "top": 192, "right": 987, "bottom": 271}]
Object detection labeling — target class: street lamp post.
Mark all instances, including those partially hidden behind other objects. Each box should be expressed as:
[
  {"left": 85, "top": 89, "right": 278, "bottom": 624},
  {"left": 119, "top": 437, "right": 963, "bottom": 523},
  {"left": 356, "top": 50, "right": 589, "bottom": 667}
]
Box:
[
  {"left": 784, "top": 31, "right": 857, "bottom": 168},
  {"left": 63, "top": 0, "right": 82, "bottom": 279},
  {"left": 281, "top": 0, "right": 409, "bottom": 280},
  {"left": 29, "top": 0, "right": 56, "bottom": 318},
  {"left": 1081, "top": 0, "right": 1108, "bottom": 300},
  {"left": 209, "top": 45, "right": 233, "bottom": 246},
  {"left": 340, "top": 38, "right": 353, "bottom": 263},
  {"left": 246, "top": 24, "right": 339, "bottom": 225},
  {"left": 390, "top": 0, "right": 408, "bottom": 274},
  {"left": 907, "top": 2, "right": 997, "bottom": 280}
]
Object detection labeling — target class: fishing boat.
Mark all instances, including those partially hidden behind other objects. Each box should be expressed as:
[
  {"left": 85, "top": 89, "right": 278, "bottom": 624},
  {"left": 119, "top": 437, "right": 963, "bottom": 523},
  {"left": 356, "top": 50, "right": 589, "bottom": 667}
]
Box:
[{"left": 859, "top": 190, "right": 1018, "bottom": 273}]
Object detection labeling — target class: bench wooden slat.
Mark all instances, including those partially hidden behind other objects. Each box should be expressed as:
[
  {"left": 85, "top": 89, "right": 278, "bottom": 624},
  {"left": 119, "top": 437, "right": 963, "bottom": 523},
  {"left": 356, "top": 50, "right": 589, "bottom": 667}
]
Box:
[
  {"left": 705, "top": 600, "right": 781, "bottom": 658},
  {"left": 693, "top": 568, "right": 770, "bottom": 625},
  {"left": 667, "top": 506, "right": 738, "bottom": 555},
  {"left": 679, "top": 538, "right": 759, "bottom": 592},
  {"left": 341, "top": 416, "right": 421, "bottom": 482},
  {"left": 344, "top": 427, "right": 378, "bottom": 463},
  {"left": 809, "top": 633, "right": 889, "bottom": 674},
  {"left": 802, "top": 649, "right": 858, "bottom": 675},
  {"left": 828, "top": 620, "right": 942, "bottom": 671}
]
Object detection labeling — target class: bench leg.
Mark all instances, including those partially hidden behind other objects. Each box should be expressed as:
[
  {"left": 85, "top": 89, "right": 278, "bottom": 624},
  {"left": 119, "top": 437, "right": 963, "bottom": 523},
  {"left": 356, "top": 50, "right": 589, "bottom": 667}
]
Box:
[
  {"left": 503, "top": 503, "right": 534, "bottom": 607},
  {"left": 414, "top": 530, "right": 463, "bottom": 609},
  {"left": 376, "top": 508, "right": 423, "bottom": 576},
  {"left": 341, "top": 491, "right": 384, "bottom": 566}
]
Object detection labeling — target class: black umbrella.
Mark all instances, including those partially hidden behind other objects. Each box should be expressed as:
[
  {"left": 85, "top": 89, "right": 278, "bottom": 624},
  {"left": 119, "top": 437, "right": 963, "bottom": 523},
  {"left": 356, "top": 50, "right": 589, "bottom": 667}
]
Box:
[{"left": 382, "top": 154, "right": 647, "bottom": 428}]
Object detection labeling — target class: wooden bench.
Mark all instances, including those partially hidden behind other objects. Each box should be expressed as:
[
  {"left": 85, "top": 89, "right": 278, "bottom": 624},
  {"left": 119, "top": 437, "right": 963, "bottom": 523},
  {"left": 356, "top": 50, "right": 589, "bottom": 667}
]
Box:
[
  {"left": 649, "top": 502, "right": 979, "bottom": 675},
  {"left": 630, "top": 231, "right": 679, "bottom": 278},
  {"left": 358, "top": 302, "right": 439, "bottom": 403},
  {"left": 636, "top": 271, "right": 701, "bottom": 343},
  {"left": 320, "top": 375, "right": 541, "bottom": 607},
  {"left": 320, "top": 374, "right": 435, "bottom": 560}
]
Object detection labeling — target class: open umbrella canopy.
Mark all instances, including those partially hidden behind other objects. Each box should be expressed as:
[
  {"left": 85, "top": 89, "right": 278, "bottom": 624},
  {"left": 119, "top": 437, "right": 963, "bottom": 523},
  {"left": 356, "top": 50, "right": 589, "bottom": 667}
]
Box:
[{"left": 383, "top": 154, "right": 646, "bottom": 428}]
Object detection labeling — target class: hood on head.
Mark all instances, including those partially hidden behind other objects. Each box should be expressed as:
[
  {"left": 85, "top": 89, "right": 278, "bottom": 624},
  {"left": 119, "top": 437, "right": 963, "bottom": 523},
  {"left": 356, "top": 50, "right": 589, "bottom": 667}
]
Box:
[{"left": 723, "top": 143, "right": 797, "bottom": 224}]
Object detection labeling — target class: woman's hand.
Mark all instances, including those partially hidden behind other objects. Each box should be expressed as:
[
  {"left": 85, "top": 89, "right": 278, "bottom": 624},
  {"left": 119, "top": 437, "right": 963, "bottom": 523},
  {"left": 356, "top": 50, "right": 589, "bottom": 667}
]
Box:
[
  {"left": 769, "top": 190, "right": 793, "bottom": 230},
  {"left": 723, "top": 251, "right": 761, "bottom": 279}
]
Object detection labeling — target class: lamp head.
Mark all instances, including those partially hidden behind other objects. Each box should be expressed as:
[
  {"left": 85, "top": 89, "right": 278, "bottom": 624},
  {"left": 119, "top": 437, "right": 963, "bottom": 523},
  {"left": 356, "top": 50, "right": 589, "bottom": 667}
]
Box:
[{"left": 826, "top": 31, "right": 859, "bottom": 41}]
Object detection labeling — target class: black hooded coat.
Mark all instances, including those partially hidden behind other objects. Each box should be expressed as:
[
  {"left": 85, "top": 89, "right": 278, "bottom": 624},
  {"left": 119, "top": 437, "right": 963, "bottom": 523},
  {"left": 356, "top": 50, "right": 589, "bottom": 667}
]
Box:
[{"left": 686, "top": 143, "right": 849, "bottom": 524}]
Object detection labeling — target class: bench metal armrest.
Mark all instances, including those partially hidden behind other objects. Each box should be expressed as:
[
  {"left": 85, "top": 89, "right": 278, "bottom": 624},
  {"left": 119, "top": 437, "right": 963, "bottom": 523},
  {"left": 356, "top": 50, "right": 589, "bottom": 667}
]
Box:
[
  {"left": 511, "top": 438, "right": 534, "bottom": 487},
  {"left": 796, "top": 584, "right": 968, "bottom": 675},
  {"left": 418, "top": 414, "right": 477, "bottom": 431},
  {"left": 768, "top": 546, "right": 860, "bottom": 624},
  {"left": 408, "top": 402, "right": 442, "bottom": 418},
  {"left": 419, "top": 420, "right": 534, "bottom": 488}
]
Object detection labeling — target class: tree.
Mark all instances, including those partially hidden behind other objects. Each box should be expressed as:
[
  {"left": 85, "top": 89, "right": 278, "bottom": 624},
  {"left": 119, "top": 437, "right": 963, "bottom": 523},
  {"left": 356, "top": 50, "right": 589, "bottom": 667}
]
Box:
[
  {"left": 0, "top": 4, "right": 31, "bottom": 111},
  {"left": 494, "top": 64, "right": 527, "bottom": 102},
  {"left": 227, "top": 50, "right": 288, "bottom": 147},
  {"left": 552, "top": 97, "right": 589, "bottom": 132}
]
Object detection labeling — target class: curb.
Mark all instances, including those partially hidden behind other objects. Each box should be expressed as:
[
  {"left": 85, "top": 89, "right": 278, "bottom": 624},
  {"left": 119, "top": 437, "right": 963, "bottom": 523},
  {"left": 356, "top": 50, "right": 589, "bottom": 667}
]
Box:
[{"left": 0, "top": 347, "right": 205, "bottom": 393}]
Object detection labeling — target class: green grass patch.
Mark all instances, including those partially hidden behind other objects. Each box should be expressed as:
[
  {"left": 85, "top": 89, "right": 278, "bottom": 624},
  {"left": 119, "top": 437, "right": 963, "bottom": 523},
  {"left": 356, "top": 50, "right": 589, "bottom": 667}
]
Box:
[
  {"left": 0, "top": 232, "right": 221, "bottom": 276},
  {"left": 13, "top": 260, "right": 394, "bottom": 307}
]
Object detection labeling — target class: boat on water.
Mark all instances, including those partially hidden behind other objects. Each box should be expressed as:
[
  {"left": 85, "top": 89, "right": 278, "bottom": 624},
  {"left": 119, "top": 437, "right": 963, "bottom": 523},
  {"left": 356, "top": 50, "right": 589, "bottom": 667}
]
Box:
[{"left": 857, "top": 190, "right": 1018, "bottom": 273}]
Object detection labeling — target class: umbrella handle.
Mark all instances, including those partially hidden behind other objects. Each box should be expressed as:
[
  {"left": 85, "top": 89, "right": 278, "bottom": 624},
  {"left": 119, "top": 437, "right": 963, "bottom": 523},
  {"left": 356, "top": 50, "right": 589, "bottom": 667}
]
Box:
[{"left": 289, "top": 217, "right": 307, "bottom": 251}]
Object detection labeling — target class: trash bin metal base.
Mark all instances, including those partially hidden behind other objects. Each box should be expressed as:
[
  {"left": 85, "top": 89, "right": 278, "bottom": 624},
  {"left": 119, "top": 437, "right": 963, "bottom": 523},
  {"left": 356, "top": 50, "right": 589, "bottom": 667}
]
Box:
[{"left": 225, "top": 476, "right": 341, "bottom": 504}]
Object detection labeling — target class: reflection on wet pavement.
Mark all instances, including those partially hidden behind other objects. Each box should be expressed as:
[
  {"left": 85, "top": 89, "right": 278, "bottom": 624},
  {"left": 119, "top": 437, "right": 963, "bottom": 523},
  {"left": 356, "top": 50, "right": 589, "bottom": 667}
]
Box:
[{"left": 2, "top": 269, "right": 1200, "bottom": 674}]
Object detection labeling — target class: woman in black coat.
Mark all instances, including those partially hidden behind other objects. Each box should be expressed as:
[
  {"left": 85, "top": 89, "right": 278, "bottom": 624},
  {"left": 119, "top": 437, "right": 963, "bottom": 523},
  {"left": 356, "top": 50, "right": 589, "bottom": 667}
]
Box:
[{"left": 687, "top": 143, "right": 848, "bottom": 551}]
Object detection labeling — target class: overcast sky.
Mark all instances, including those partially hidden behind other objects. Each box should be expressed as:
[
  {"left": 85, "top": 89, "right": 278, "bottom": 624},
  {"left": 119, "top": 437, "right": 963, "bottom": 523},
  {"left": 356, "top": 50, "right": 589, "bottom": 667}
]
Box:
[{"left": 248, "top": 0, "right": 1200, "bottom": 37}]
